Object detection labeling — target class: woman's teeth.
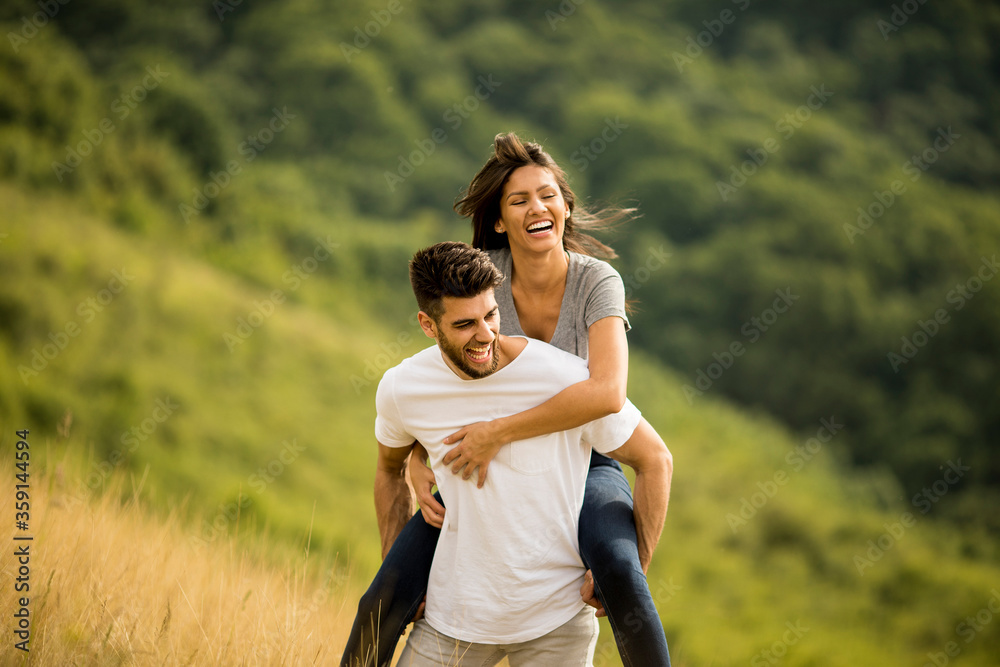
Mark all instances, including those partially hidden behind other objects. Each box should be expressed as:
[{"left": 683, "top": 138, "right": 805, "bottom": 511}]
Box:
[{"left": 527, "top": 221, "right": 553, "bottom": 234}]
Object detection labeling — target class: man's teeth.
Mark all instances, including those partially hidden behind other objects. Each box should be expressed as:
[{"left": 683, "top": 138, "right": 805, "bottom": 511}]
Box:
[{"left": 467, "top": 345, "right": 490, "bottom": 361}]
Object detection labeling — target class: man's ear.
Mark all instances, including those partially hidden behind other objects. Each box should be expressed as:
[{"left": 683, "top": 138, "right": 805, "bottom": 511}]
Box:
[{"left": 417, "top": 311, "right": 438, "bottom": 339}]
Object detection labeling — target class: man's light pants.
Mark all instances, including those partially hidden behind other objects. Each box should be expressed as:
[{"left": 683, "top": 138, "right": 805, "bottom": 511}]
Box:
[{"left": 397, "top": 605, "right": 599, "bottom": 666}]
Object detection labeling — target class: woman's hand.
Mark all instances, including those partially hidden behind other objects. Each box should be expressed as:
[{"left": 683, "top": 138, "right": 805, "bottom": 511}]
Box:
[
  {"left": 442, "top": 421, "right": 507, "bottom": 488},
  {"left": 411, "top": 596, "right": 426, "bottom": 623},
  {"left": 580, "top": 570, "right": 607, "bottom": 618},
  {"left": 407, "top": 445, "right": 445, "bottom": 528}
]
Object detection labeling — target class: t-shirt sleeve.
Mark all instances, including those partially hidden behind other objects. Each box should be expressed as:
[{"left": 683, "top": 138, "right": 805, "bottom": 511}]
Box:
[
  {"left": 582, "top": 399, "right": 642, "bottom": 454},
  {"left": 373, "top": 368, "right": 415, "bottom": 447},
  {"left": 583, "top": 261, "right": 631, "bottom": 333}
]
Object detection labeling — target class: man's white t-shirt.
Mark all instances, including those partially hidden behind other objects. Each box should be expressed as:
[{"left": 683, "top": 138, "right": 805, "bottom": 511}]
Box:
[{"left": 375, "top": 337, "right": 641, "bottom": 644}]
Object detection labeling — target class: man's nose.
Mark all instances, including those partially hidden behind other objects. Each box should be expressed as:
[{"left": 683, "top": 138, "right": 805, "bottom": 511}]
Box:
[{"left": 475, "top": 320, "right": 495, "bottom": 341}]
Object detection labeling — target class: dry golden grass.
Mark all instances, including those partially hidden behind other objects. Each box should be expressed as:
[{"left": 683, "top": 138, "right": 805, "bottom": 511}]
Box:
[{"left": 0, "top": 465, "right": 368, "bottom": 666}]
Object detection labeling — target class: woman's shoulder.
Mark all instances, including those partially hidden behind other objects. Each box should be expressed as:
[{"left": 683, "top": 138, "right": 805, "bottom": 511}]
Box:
[
  {"left": 486, "top": 248, "right": 512, "bottom": 283},
  {"left": 486, "top": 248, "right": 514, "bottom": 278},
  {"left": 567, "top": 251, "right": 622, "bottom": 281},
  {"left": 486, "top": 247, "right": 511, "bottom": 264},
  {"left": 565, "top": 251, "right": 630, "bottom": 333}
]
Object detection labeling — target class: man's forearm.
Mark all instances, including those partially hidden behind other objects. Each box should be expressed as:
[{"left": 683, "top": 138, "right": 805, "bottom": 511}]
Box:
[
  {"left": 634, "top": 454, "right": 672, "bottom": 573},
  {"left": 374, "top": 467, "right": 413, "bottom": 559}
]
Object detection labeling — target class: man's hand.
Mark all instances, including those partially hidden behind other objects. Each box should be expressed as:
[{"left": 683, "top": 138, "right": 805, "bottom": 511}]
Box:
[
  {"left": 580, "top": 570, "right": 606, "bottom": 618},
  {"left": 442, "top": 420, "right": 507, "bottom": 488},
  {"left": 408, "top": 444, "right": 446, "bottom": 528}
]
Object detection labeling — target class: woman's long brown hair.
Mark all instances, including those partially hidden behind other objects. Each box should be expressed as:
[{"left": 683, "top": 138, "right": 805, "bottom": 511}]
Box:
[{"left": 455, "top": 132, "right": 637, "bottom": 259}]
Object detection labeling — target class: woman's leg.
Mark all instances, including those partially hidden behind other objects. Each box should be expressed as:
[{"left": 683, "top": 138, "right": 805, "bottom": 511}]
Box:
[
  {"left": 579, "top": 450, "right": 671, "bottom": 667},
  {"left": 340, "top": 493, "right": 443, "bottom": 667}
]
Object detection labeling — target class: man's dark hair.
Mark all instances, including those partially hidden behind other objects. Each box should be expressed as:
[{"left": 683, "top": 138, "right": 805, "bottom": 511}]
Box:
[{"left": 409, "top": 242, "right": 503, "bottom": 322}]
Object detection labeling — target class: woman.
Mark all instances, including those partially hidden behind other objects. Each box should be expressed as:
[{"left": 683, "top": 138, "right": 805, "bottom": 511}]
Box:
[{"left": 341, "top": 133, "right": 672, "bottom": 667}]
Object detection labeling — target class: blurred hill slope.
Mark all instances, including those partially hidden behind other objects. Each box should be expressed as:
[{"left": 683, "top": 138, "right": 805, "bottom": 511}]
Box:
[
  {"left": 2, "top": 185, "right": 999, "bottom": 664},
  {"left": 1, "top": 1, "right": 1000, "bottom": 664},
  {"left": 1, "top": 0, "right": 997, "bottom": 509}
]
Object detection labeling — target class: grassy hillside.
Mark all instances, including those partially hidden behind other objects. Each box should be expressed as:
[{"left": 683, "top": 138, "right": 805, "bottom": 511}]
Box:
[
  {"left": 2, "top": 1, "right": 1000, "bottom": 664},
  {"left": 0, "top": 460, "right": 362, "bottom": 666},
  {"left": 2, "top": 0, "right": 998, "bottom": 504},
  {"left": 3, "top": 186, "right": 1000, "bottom": 664},
  {"left": 0, "top": 182, "right": 435, "bottom": 569}
]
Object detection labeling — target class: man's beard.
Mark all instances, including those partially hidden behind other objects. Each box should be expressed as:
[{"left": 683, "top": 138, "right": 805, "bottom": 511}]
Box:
[{"left": 438, "top": 333, "right": 500, "bottom": 379}]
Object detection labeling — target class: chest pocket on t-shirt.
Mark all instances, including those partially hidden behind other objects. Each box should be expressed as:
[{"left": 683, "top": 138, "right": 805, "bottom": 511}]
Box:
[{"left": 509, "top": 436, "right": 555, "bottom": 475}]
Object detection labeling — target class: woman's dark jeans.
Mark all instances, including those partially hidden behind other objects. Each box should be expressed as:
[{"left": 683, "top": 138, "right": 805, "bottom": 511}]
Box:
[{"left": 340, "top": 452, "right": 670, "bottom": 667}]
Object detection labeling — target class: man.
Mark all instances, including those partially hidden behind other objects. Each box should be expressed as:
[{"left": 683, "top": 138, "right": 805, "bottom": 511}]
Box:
[{"left": 358, "top": 242, "right": 671, "bottom": 665}]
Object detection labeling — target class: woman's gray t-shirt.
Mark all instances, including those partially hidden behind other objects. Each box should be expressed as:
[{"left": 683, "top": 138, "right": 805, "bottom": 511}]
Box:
[{"left": 487, "top": 248, "right": 630, "bottom": 361}]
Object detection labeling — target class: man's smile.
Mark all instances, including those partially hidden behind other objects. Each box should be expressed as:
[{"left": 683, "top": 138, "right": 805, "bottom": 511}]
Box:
[{"left": 466, "top": 342, "right": 493, "bottom": 364}]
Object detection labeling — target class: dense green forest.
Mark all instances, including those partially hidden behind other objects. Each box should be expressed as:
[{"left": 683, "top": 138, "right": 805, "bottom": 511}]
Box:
[
  {"left": 1, "top": 0, "right": 999, "bottom": 664},
  {"left": 3, "top": 0, "right": 998, "bottom": 515}
]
